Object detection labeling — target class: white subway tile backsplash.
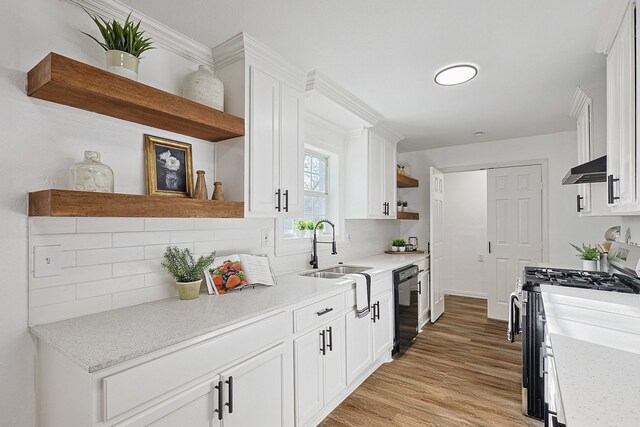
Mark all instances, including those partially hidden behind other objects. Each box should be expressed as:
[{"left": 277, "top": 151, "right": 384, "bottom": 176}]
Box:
[
  {"left": 30, "top": 218, "right": 76, "bottom": 235},
  {"left": 145, "top": 218, "right": 195, "bottom": 231},
  {"left": 30, "top": 295, "right": 112, "bottom": 325},
  {"left": 111, "top": 283, "right": 177, "bottom": 309},
  {"left": 113, "top": 231, "right": 170, "bottom": 248},
  {"left": 60, "top": 251, "right": 76, "bottom": 268},
  {"left": 77, "top": 218, "right": 144, "bottom": 233},
  {"left": 144, "top": 243, "right": 193, "bottom": 260},
  {"left": 112, "top": 259, "right": 163, "bottom": 278},
  {"left": 31, "top": 264, "right": 112, "bottom": 289},
  {"left": 76, "top": 246, "right": 144, "bottom": 266},
  {"left": 30, "top": 285, "right": 76, "bottom": 308},
  {"left": 215, "top": 228, "right": 261, "bottom": 241},
  {"left": 32, "top": 233, "right": 112, "bottom": 251},
  {"left": 145, "top": 271, "right": 174, "bottom": 287},
  {"left": 170, "top": 230, "right": 216, "bottom": 243},
  {"left": 76, "top": 275, "right": 145, "bottom": 299}
]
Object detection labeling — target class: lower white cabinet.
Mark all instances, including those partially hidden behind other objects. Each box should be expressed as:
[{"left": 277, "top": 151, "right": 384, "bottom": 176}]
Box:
[
  {"left": 294, "top": 317, "right": 346, "bottom": 426},
  {"left": 120, "top": 344, "right": 290, "bottom": 427},
  {"left": 418, "top": 269, "right": 430, "bottom": 329},
  {"left": 372, "top": 291, "right": 394, "bottom": 361}
]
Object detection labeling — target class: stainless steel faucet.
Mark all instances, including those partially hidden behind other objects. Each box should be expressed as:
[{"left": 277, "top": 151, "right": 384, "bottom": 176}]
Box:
[{"left": 309, "top": 219, "right": 337, "bottom": 269}]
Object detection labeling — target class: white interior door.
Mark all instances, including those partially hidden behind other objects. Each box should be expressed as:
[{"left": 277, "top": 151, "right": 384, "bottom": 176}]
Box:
[
  {"left": 430, "top": 167, "right": 445, "bottom": 322},
  {"left": 487, "top": 165, "right": 543, "bottom": 320}
]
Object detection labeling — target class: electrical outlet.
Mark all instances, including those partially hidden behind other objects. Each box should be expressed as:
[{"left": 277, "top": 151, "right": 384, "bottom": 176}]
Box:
[
  {"left": 34, "top": 245, "right": 61, "bottom": 277},
  {"left": 346, "top": 233, "right": 351, "bottom": 244},
  {"left": 261, "top": 229, "right": 271, "bottom": 247},
  {"left": 477, "top": 254, "right": 484, "bottom": 262}
]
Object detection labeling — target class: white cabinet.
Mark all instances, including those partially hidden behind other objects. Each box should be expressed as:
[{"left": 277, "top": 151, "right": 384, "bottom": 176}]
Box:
[
  {"left": 418, "top": 268, "right": 430, "bottom": 330},
  {"left": 345, "top": 309, "right": 373, "bottom": 384},
  {"left": 371, "top": 291, "right": 393, "bottom": 361},
  {"left": 345, "top": 127, "right": 398, "bottom": 219},
  {"left": 294, "top": 316, "right": 346, "bottom": 426},
  {"left": 212, "top": 33, "right": 306, "bottom": 218},
  {"left": 606, "top": 3, "right": 638, "bottom": 212},
  {"left": 573, "top": 90, "right": 593, "bottom": 214}
]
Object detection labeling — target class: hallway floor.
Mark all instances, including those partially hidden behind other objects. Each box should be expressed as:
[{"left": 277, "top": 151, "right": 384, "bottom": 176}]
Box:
[{"left": 320, "top": 295, "right": 542, "bottom": 426}]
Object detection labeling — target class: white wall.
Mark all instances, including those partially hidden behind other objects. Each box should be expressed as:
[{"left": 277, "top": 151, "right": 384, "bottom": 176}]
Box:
[
  {"left": 442, "top": 170, "right": 488, "bottom": 298},
  {"left": 0, "top": 0, "right": 399, "bottom": 425},
  {"left": 398, "top": 131, "right": 621, "bottom": 267}
]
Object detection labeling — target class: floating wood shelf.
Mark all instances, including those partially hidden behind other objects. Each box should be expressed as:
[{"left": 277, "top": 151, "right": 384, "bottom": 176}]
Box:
[
  {"left": 396, "top": 211, "right": 419, "bottom": 220},
  {"left": 29, "top": 190, "right": 244, "bottom": 218},
  {"left": 384, "top": 250, "right": 425, "bottom": 255},
  {"left": 397, "top": 174, "right": 419, "bottom": 188},
  {"left": 27, "top": 53, "right": 245, "bottom": 142}
]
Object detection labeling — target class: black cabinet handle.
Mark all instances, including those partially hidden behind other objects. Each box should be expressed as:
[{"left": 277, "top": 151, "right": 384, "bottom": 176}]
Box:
[
  {"left": 382, "top": 202, "right": 386, "bottom": 215},
  {"left": 320, "top": 330, "right": 326, "bottom": 355},
  {"left": 225, "top": 376, "right": 233, "bottom": 414},
  {"left": 419, "top": 280, "right": 422, "bottom": 295},
  {"left": 608, "top": 175, "right": 620, "bottom": 204},
  {"left": 316, "top": 307, "right": 333, "bottom": 316},
  {"left": 283, "top": 189, "right": 289, "bottom": 212},
  {"left": 488, "top": 241, "right": 491, "bottom": 254},
  {"left": 327, "top": 326, "right": 333, "bottom": 351},
  {"left": 376, "top": 301, "right": 381, "bottom": 321},
  {"left": 214, "top": 380, "right": 224, "bottom": 420},
  {"left": 275, "top": 189, "right": 282, "bottom": 212},
  {"left": 576, "top": 194, "right": 584, "bottom": 212},
  {"left": 372, "top": 302, "right": 377, "bottom": 323}
]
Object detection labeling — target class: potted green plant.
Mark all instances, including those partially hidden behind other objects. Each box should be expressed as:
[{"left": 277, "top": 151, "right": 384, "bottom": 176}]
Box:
[
  {"left": 392, "top": 239, "right": 406, "bottom": 252},
  {"left": 162, "top": 246, "right": 216, "bottom": 300},
  {"left": 295, "top": 219, "right": 307, "bottom": 238},
  {"left": 401, "top": 201, "right": 408, "bottom": 212},
  {"left": 570, "top": 243, "right": 600, "bottom": 271},
  {"left": 305, "top": 220, "right": 315, "bottom": 238},
  {"left": 83, "top": 9, "right": 154, "bottom": 80},
  {"left": 397, "top": 201, "right": 402, "bottom": 212}
]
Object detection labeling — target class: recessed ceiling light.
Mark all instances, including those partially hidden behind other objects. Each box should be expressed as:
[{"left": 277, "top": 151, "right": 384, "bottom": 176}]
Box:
[
  {"left": 434, "top": 64, "right": 478, "bottom": 86},
  {"left": 474, "top": 131, "right": 485, "bottom": 136}
]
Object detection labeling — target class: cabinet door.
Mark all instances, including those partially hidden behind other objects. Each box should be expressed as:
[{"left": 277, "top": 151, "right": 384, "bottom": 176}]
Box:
[
  {"left": 294, "top": 329, "right": 324, "bottom": 426},
  {"left": 345, "top": 309, "right": 373, "bottom": 384},
  {"left": 118, "top": 378, "right": 220, "bottom": 427},
  {"left": 419, "top": 271, "right": 430, "bottom": 329},
  {"left": 220, "top": 344, "right": 290, "bottom": 427},
  {"left": 279, "top": 83, "right": 304, "bottom": 216},
  {"left": 367, "top": 132, "right": 386, "bottom": 218},
  {"left": 383, "top": 140, "right": 397, "bottom": 219},
  {"left": 606, "top": 34, "right": 621, "bottom": 206},
  {"left": 372, "top": 291, "right": 394, "bottom": 360},
  {"left": 323, "top": 317, "right": 346, "bottom": 403},
  {"left": 248, "top": 66, "right": 279, "bottom": 215},
  {"left": 576, "top": 101, "right": 592, "bottom": 214}
]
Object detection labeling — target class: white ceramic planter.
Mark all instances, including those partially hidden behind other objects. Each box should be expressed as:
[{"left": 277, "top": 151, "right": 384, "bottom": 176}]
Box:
[
  {"left": 182, "top": 65, "right": 224, "bottom": 111},
  {"left": 392, "top": 246, "right": 399, "bottom": 252},
  {"left": 399, "top": 247, "right": 406, "bottom": 252},
  {"left": 176, "top": 280, "right": 201, "bottom": 300},
  {"left": 582, "top": 260, "right": 598, "bottom": 271},
  {"left": 105, "top": 50, "right": 139, "bottom": 80}
]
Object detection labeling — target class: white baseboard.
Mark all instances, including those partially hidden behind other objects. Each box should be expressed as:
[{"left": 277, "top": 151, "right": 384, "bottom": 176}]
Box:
[{"left": 443, "top": 289, "right": 487, "bottom": 299}]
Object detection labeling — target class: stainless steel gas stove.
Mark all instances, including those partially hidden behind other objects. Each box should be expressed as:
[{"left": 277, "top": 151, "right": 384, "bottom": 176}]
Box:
[{"left": 507, "top": 242, "right": 640, "bottom": 425}]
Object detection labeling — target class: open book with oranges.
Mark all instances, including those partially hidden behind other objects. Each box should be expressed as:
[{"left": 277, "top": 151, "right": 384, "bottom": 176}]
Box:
[{"left": 204, "top": 254, "right": 277, "bottom": 295}]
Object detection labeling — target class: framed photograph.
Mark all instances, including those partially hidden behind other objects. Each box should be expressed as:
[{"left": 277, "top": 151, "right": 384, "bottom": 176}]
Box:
[{"left": 144, "top": 135, "right": 194, "bottom": 197}]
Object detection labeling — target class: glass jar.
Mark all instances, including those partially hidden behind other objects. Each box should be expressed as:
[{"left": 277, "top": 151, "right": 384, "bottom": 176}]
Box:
[{"left": 69, "top": 151, "right": 114, "bottom": 193}]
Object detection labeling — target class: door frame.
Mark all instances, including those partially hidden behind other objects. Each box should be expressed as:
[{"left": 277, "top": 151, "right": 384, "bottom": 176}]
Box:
[{"left": 440, "top": 159, "right": 549, "bottom": 263}]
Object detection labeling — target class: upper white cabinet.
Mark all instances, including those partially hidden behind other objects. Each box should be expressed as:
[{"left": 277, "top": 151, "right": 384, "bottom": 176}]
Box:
[
  {"left": 606, "top": 2, "right": 638, "bottom": 212},
  {"left": 345, "top": 127, "right": 400, "bottom": 219},
  {"left": 213, "top": 33, "right": 306, "bottom": 218}
]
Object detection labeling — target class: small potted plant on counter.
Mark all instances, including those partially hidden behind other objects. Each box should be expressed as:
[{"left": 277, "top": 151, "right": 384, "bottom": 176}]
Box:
[
  {"left": 295, "top": 219, "right": 307, "bottom": 238},
  {"left": 397, "top": 201, "right": 402, "bottom": 212},
  {"left": 392, "top": 239, "right": 406, "bottom": 252},
  {"left": 162, "top": 246, "right": 216, "bottom": 300},
  {"left": 305, "top": 220, "right": 315, "bottom": 238},
  {"left": 570, "top": 243, "right": 600, "bottom": 271},
  {"left": 402, "top": 201, "right": 408, "bottom": 212}
]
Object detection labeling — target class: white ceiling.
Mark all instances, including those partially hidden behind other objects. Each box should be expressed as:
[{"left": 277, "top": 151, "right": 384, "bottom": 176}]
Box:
[{"left": 126, "top": 0, "right": 620, "bottom": 152}]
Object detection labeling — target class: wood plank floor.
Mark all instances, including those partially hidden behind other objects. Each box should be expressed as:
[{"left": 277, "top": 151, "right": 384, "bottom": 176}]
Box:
[{"left": 320, "top": 296, "right": 542, "bottom": 427}]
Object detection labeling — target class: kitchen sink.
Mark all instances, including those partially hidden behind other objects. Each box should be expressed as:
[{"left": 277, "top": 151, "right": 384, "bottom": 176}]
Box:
[
  {"left": 320, "top": 265, "right": 372, "bottom": 274},
  {"left": 300, "top": 271, "right": 346, "bottom": 279}
]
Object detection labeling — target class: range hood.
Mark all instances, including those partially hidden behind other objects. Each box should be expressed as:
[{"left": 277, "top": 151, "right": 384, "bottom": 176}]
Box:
[{"left": 562, "top": 156, "right": 607, "bottom": 185}]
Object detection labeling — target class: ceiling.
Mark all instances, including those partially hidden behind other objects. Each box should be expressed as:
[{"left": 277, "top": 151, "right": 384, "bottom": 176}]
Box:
[{"left": 126, "top": 0, "right": 620, "bottom": 152}]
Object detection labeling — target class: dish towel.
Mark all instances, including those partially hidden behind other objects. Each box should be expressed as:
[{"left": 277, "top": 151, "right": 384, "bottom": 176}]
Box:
[{"left": 346, "top": 273, "right": 371, "bottom": 318}]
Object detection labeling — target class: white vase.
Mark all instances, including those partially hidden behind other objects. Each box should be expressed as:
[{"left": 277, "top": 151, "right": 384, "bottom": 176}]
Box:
[
  {"left": 182, "top": 65, "right": 224, "bottom": 111},
  {"left": 582, "top": 260, "right": 598, "bottom": 271},
  {"left": 399, "top": 246, "right": 406, "bottom": 252},
  {"left": 392, "top": 246, "right": 398, "bottom": 252},
  {"left": 105, "top": 50, "right": 139, "bottom": 80}
]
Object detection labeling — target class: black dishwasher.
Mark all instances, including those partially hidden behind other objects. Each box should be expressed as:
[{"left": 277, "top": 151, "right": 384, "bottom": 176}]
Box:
[{"left": 392, "top": 264, "right": 420, "bottom": 356}]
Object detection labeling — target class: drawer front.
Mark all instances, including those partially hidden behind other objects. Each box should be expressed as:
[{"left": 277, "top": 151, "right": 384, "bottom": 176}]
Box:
[
  {"left": 294, "top": 293, "right": 344, "bottom": 333},
  {"left": 102, "top": 310, "right": 288, "bottom": 421},
  {"left": 345, "top": 275, "right": 392, "bottom": 309}
]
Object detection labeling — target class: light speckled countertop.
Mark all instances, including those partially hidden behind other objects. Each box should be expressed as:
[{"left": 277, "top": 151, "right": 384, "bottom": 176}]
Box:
[
  {"left": 30, "top": 253, "right": 428, "bottom": 373},
  {"left": 541, "top": 285, "right": 640, "bottom": 426}
]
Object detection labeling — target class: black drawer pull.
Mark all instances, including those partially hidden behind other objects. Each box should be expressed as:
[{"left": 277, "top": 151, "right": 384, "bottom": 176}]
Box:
[
  {"left": 214, "top": 380, "right": 224, "bottom": 420},
  {"left": 275, "top": 188, "right": 282, "bottom": 212},
  {"left": 320, "top": 330, "right": 326, "bottom": 355},
  {"left": 225, "top": 376, "right": 233, "bottom": 414},
  {"left": 316, "top": 307, "right": 333, "bottom": 316},
  {"left": 576, "top": 194, "right": 583, "bottom": 212},
  {"left": 327, "top": 326, "right": 333, "bottom": 351},
  {"left": 283, "top": 189, "right": 289, "bottom": 212}
]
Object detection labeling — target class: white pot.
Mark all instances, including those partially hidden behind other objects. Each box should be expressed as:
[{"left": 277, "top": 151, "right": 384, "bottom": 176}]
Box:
[
  {"left": 402, "top": 206, "right": 408, "bottom": 212},
  {"left": 182, "top": 65, "right": 224, "bottom": 111},
  {"left": 105, "top": 50, "right": 139, "bottom": 80},
  {"left": 399, "top": 246, "right": 406, "bottom": 252},
  {"left": 392, "top": 246, "right": 399, "bottom": 252},
  {"left": 582, "top": 260, "right": 598, "bottom": 271}
]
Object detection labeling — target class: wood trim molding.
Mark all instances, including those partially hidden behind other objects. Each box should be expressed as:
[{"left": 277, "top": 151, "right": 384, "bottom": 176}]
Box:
[
  {"left": 595, "top": 0, "right": 631, "bottom": 54},
  {"left": 212, "top": 33, "right": 307, "bottom": 90},
  {"left": 568, "top": 87, "right": 590, "bottom": 117},
  {"left": 306, "top": 70, "right": 383, "bottom": 127},
  {"left": 65, "top": 0, "right": 214, "bottom": 67}
]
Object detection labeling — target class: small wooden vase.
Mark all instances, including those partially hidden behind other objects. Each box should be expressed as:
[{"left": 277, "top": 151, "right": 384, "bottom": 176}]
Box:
[
  {"left": 193, "top": 170, "right": 208, "bottom": 199},
  {"left": 212, "top": 181, "right": 224, "bottom": 200}
]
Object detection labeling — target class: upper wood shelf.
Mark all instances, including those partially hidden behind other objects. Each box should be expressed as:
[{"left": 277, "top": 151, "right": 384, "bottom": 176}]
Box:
[
  {"left": 29, "top": 190, "right": 244, "bottom": 218},
  {"left": 396, "top": 211, "right": 419, "bottom": 220},
  {"left": 397, "top": 174, "right": 419, "bottom": 188},
  {"left": 27, "top": 53, "right": 245, "bottom": 142}
]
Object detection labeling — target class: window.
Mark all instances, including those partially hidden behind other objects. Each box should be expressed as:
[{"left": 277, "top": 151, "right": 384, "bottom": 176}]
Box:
[{"left": 283, "top": 151, "right": 330, "bottom": 238}]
